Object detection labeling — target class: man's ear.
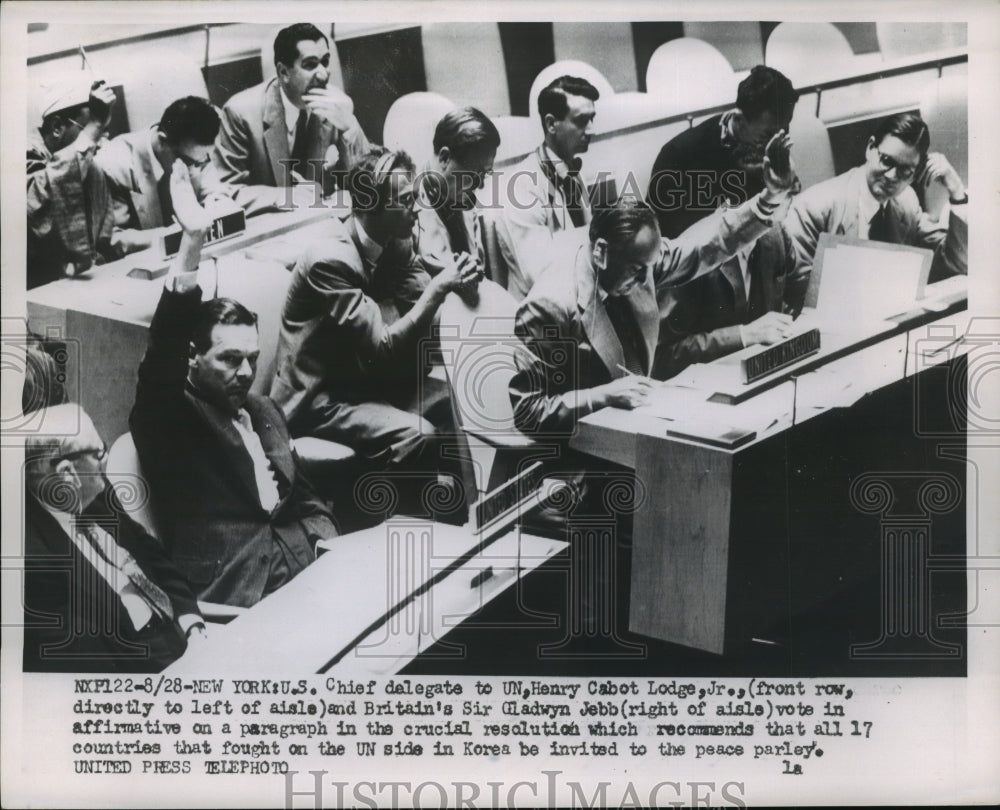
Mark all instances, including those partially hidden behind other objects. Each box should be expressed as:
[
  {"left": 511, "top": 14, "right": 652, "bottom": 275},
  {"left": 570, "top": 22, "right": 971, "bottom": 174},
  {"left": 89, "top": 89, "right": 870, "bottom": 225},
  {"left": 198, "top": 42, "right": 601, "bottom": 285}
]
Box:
[
  {"left": 592, "top": 238, "right": 608, "bottom": 272},
  {"left": 543, "top": 113, "right": 558, "bottom": 135},
  {"left": 865, "top": 136, "right": 877, "bottom": 153},
  {"left": 188, "top": 341, "right": 199, "bottom": 369},
  {"left": 436, "top": 146, "right": 451, "bottom": 169}
]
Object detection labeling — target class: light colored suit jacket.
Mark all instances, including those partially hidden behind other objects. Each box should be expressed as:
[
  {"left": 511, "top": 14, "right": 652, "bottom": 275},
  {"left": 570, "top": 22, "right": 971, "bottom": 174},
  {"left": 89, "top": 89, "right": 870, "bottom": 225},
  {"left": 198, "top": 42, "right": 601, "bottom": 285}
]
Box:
[
  {"left": 786, "top": 166, "right": 968, "bottom": 285},
  {"left": 213, "top": 78, "right": 371, "bottom": 216},
  {"left": 95, "top": 126, "right": 228, "bottom": 254},
  {"left": 496, "top": 146, "right": 592, "bottom": 300},
  {"left": 510, "top": 197, "right": 776, "bottom": 435}
]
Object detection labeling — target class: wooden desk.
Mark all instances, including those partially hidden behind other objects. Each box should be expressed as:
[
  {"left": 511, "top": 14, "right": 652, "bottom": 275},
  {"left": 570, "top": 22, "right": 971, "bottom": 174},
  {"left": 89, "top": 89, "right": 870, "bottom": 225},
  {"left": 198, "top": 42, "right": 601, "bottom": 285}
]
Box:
[
  {"left": 166, "top": 521, "right": 567, "bottom": 675},
  {"left": 26, "top": 206, "right": 346, "bottom": 442},
  {"left": 570, "top": 278, "right": 969, "bottom": 654}
]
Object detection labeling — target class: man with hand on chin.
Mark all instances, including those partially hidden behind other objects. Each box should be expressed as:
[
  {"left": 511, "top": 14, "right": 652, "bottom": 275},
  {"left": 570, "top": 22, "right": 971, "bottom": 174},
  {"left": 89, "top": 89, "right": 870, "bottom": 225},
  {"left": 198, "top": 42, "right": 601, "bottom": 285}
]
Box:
[{"left": 214, "top": 22, "right": 371, "bottom": 215}]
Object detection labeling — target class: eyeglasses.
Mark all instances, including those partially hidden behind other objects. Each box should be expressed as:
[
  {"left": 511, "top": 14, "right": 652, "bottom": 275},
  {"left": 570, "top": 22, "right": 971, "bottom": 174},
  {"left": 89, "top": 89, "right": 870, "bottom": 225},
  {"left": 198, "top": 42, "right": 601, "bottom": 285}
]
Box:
[
  {"left": 58, "top": 443, "right": 107, "bottom": 465},
  {"left": 876, "top": 150, "right": 919, "bottom": 182}
]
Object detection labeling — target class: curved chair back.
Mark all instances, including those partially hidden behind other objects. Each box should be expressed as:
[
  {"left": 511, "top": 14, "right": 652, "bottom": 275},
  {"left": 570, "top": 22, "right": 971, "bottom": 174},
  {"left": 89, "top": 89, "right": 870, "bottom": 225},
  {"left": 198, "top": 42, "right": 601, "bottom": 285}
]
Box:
[
  {"left": 766, "top": 23, "right": 854, "bottom": 86},
  {"left": 383, "top": 92, "right": 458, "bottom": 167},
  {"left": 106, "top": 431, "right": 161, "bottom": 539},
  {"left": 645, "top": 38, "right": 736, "bottom": 111}
]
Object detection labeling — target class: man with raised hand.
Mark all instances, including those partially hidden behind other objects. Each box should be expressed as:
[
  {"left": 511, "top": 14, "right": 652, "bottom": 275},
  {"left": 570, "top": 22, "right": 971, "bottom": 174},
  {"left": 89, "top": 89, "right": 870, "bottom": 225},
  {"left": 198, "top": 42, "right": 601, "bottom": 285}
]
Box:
[{"left": 130, "top": 161, "right": 338, "bottom": 607}]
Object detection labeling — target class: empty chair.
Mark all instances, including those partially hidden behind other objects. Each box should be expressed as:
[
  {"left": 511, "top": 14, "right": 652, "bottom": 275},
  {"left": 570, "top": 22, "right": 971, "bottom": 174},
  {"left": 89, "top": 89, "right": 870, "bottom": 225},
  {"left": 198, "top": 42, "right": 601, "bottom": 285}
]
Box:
[
  {"left": 382, "top": 92, "right": 457, "bottom": 167},
  {"left": 644, "top": 38, "right": 736, "bottom": 111},
  {"left": 528, "top": 60, "right": 614, "bottom": 122},
  {"left": 787, "top": 102, "right": 836, "bottom": 190},
  {"left": 765, "top": 23, "right": 855, "bottom": 86},
  {"left": 920, "top": 71, "right": 968, "bottom": 187}
]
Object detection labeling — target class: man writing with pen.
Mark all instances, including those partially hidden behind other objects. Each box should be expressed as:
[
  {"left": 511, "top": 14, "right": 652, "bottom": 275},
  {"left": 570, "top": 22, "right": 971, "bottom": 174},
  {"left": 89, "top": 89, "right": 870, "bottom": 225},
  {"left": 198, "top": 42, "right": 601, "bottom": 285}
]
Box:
[
  {"left": 507, "top": 131, "right": 798, "bottom": 633},
  {"left": 510, "top": 130, "right": 799, "bottom": 437}
]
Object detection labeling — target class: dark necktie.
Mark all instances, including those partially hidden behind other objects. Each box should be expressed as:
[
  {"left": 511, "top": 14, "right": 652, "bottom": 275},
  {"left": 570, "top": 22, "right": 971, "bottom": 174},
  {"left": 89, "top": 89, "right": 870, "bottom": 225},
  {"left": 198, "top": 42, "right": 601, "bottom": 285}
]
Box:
[
  {"left": 290, "top": 109, "right": 310, "bottom": 176},
  {"left": 561, "top": 162, "right": 587, "bottom": 228},
  {"left": 78, "top": 522, "right": 174, "bottom": 622},
  {"left": 605, "top": 296, "right": 648, "bottom": 375},
  {"left": 868, "top": 204, "right": 893, "bottom": 243}
]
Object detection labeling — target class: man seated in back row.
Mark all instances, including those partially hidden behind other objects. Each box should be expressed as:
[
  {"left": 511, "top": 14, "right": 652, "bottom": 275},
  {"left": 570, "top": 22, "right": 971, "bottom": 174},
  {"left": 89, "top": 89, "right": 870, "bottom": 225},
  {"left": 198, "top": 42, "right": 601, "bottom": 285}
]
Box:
[
  {"left": 785, "top": 112, "right": 968, "bottom": 287},
  {"left": 496, "top": 75, "right": 600, "bottom": 299},
  {"left": 27, "top": 79, "right": 119, "bottom": 288},
  {"left": 270, "top": 148, "right": 481, "bottom": 523},
  {"left": 96, "top": 96, "right": 231, "bottom": 254},
  {"left": 131, "top": 162, "right": 339, "bottom": 607},
  {"left": 213, "top": 22, "right": 371, "bottom": 215}
]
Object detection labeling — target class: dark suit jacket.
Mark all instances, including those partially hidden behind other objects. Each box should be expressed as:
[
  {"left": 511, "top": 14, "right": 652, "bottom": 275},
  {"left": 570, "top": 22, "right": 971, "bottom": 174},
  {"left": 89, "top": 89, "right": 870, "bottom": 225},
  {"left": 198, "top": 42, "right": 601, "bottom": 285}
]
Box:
[
  {"left": 131, "top": 284, "right": 338, "bottom": 607},
  {"left": 270, "top": 216, "right": 431, "bottom": 430},
  {"left": 646, "top": 114, "right": 763, "bottom": 240},
  {"left": 654, "top": 224, "right": 797, "bottom": 379},
  {"left": 23, "top": 488, "right": 198, "bottom": 672},
  {"left": 213, "top": 78, "right": 371, "bottom": 216}
]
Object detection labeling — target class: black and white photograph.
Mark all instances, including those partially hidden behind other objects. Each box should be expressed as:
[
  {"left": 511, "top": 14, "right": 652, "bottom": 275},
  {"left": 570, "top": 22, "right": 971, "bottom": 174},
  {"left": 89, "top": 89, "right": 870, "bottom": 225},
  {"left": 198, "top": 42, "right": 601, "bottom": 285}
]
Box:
[{"left": 2, "top": 0, "right": 997, "bottom": 806}]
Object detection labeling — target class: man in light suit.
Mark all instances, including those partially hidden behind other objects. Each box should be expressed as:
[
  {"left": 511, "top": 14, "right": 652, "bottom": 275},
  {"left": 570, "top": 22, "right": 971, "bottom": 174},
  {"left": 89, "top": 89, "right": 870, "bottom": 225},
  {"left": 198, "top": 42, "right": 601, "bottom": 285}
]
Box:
[
  {"left": 496, "top": 75, "right": 600, "bottom": 299},
  {"left": 785, "top": 112, "right": 968, "bottom": 290},
  {"left": 96, "top": 96, "right": 231, "bottom": 254},
  {"left": 213, "top": 22, "right": 370, "bottom": 216},
  {"left": 510, "top": 131, "right": 798, "bottom": 436},
  {"left": 130, "top": 164, "right": 339, "bottom": 607},
  {"left": 23, "top": 403, "right": 205, "bottom": 672},
  {"left": 271, "top": 148, "right": 480, "bottom": 522},
  {"left": 413, "top": 107, "right": 499, "bottom": 280}
]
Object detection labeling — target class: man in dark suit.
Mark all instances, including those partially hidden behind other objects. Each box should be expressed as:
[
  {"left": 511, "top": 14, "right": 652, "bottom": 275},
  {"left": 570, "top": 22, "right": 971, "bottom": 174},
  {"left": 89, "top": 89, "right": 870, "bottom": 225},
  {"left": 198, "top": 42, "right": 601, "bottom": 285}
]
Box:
[
  {"left": 647, "top": 65, "right": 798, "bottom": 239},
  {"left": 213, "top": 22, "right": 370, "bottom": 216},
  {"left": 271, "top": 148, "right": 480, "bottom": 521},
  {"left": 131, "top": 163, "right": 339, "bottom": 607},
  {"left": 23, "top": 404, "right": 205, "bottom": 672},
  {"left": 653, "top": 222, "right": 797, "bottom": 379}
]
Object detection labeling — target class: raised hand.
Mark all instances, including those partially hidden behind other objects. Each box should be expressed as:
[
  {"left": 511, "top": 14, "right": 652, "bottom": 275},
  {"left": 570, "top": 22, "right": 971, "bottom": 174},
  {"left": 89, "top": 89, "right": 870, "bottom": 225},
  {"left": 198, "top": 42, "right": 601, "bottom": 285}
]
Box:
[
  {"left": 762, "top": 129, "right": 797, "bottom": 196},
  {"left": 169, "top": 160, "right": 213, "bottom": 233}
]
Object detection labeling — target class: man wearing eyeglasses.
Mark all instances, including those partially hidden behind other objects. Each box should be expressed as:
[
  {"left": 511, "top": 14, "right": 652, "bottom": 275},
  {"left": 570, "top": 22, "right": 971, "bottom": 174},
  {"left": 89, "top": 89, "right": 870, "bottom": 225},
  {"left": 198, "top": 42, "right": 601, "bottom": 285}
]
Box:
[
  {"left": 785, "top": 112, "right": 967, "bottom": 296},
  {"left": 23, "top": 403, "right": 206, "bottom": 672},
  {"left": 96, "top": 96, "right": 233, "bottom": 254}
]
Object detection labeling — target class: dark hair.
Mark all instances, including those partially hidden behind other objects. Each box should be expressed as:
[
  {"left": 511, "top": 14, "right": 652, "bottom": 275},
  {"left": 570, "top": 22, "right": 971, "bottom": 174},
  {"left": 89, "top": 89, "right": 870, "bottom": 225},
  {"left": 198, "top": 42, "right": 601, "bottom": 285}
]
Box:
[
  {"left": 274, "top": 23, "right": 328, "bottom": 68},
  {"left": 432, "top": 107, "right": 501, "bottom": 163},
  {"left": 589, "top": 197, "right": 659, "bottom": 250},
  {"left": 346, "top": 147, "right": 416, "bottom": 214},
  {"left": 736, "top": 65, "right": 798, "bottom": 123},
  {"left": 192, "top": 298, "right": 258, "bottom": 354},
  {"left": 158, "top": 97, "right": 221, "bottom": 146},
  {"left": 537, "top": 75, "right": 600, "bottom": 124},
  {"left": 870, "top": 112, "right": 931, "bottom": 156}
]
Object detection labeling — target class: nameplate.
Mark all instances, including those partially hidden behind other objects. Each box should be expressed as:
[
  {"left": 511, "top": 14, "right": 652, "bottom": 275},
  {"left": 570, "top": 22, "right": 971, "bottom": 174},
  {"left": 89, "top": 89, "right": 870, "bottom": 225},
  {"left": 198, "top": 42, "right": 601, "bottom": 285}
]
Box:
[
  {"left": 159, "top": 209, "right": 246, "bottom": 260},
  {"left": 741, "top": 328, "right": 821, "bottom": 384},
  {"left": 474, "top": 462, "right": 547, "bottom": 539}
]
